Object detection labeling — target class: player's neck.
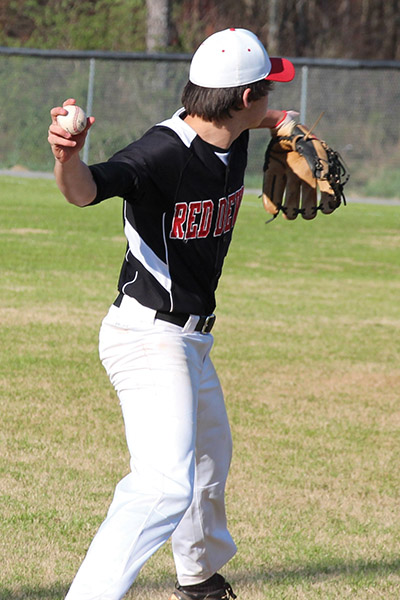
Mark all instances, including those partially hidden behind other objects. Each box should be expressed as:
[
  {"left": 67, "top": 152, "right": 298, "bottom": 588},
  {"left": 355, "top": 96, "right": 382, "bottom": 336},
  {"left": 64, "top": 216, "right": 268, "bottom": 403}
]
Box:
[{"left": 184, "top": 114, "right": 244, "bottom": 150}]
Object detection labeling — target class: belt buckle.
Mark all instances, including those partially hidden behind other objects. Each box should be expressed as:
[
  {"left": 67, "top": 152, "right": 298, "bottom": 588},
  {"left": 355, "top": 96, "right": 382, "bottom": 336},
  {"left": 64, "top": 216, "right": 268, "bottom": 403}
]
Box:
[{"left": 201, "top": 314, "right": 216, "bottom": 334}]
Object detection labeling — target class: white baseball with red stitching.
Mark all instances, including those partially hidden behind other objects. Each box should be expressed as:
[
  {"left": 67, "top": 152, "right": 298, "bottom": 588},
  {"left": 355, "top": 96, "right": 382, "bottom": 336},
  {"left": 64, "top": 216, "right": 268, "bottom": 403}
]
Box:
[{"left": 57, "top": 104, "right": 87, "bottom": 135}]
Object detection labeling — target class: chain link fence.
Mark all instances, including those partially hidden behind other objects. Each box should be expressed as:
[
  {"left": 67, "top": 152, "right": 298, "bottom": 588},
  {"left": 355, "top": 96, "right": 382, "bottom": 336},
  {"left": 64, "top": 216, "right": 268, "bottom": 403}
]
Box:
[{"left": 1, "top": 47, "right": 400, "bottom": 196}]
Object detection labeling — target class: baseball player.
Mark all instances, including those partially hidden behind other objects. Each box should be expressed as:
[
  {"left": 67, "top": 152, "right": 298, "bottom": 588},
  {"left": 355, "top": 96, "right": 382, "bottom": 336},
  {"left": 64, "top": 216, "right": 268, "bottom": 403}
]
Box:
[{"left": 48, "top": 28, "right": 295, "bottom": 600}]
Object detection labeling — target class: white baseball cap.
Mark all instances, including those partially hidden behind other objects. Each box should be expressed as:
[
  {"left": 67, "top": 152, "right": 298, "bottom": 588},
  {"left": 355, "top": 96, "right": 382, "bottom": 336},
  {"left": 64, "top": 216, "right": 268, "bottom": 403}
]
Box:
[{"left": 189, "top": 28, "right": 295, "bottom": 88}]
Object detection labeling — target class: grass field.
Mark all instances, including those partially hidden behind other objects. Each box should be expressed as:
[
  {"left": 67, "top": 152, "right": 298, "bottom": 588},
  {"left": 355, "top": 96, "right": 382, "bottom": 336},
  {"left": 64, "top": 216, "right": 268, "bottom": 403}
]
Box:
[{"left": 1, "top": 175, "right": 400, "bottom": 600}]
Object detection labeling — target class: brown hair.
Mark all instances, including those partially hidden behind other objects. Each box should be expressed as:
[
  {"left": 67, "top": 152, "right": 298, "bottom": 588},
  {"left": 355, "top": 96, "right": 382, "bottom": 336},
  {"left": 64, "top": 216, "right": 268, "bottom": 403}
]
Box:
[{"left": 181, "top": 79, "right": 274, "bottom": 122}]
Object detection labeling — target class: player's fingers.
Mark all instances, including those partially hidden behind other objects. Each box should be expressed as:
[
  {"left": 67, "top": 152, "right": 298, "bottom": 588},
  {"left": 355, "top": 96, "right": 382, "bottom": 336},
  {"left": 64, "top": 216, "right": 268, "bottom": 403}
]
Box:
[
  {"left": 47, "top": 125, "right": 76, "bottom": 147},
  {"left": 49, "top": 99, "right": 78, "bottom": 124},
  {"left": 62, "top": 98, "right": 77, "bottom": 107},
  {"left": 52, "top": 116, "right": 94, "bottom": 143},
  {"left": 82, "top": 115, "right": 95, "bottom": 133},
  {"left": 48, "top": 136, "right": 77, "bottom": 150},
  {"left": 48, "top": 122, "right": 73, "bottom": 140},
  {"left": 49, "top": 106, "right": 69, "bottom": 129}
]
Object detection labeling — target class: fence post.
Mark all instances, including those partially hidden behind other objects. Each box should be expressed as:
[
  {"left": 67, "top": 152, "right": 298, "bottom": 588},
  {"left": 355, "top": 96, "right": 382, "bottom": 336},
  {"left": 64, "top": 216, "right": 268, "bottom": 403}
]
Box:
[
  {"left": 300, "top": 65, "right": 308, "bottom": 123},
  {"left": 83, "top": 57, "right": 96, "bottom": 164}
]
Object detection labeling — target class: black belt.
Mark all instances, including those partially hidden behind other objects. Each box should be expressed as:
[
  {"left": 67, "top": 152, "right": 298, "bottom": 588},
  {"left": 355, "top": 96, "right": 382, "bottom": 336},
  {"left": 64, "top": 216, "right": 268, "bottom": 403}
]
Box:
[
  {"left": 155, "top": 310, "right": 216, "bottom": 334},
  {"left": 113, "top": 293, "right": 216, "bottom": 334}
]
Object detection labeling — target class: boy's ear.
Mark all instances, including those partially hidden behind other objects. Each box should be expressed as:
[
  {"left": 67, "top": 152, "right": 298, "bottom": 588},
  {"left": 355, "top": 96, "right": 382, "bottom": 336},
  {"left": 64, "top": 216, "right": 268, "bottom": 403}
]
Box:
[{"left": 242, "top": 88, "right": 253, "bottom": 108}]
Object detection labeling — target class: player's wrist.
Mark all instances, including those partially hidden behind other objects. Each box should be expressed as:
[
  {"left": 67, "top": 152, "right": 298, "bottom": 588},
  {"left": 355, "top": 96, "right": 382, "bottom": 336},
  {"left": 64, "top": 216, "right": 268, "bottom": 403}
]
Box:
[
  {"left": 272, "top": 110, "right": 299, "bottom": 136},
  {"left": 273, "top": 110, "right": 288, "bottom": 129}
]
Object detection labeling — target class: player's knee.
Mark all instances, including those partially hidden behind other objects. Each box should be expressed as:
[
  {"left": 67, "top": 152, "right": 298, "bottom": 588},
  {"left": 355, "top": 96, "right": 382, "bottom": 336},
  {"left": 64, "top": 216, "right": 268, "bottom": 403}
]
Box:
[{"left": 165, "top": 479, "right": 194, "bottom": 516}]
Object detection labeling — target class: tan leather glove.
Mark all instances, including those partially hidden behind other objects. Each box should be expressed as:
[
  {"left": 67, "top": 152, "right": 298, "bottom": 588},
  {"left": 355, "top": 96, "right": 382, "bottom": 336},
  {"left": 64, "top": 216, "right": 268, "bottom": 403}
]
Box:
[{"left": 262, "top": 112, "right": 349, "bottom": 221}]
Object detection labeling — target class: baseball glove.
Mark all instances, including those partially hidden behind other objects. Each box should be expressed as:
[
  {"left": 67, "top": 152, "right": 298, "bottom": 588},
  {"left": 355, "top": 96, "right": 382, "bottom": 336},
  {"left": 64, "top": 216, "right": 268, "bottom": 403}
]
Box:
[{"left": 262, "top": 112, "right": 349, "bottom": 221}]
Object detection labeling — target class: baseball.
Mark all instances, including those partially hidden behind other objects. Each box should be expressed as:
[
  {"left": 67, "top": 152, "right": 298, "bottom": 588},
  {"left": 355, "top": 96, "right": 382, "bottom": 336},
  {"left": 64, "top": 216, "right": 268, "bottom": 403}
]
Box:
[{"left": 57, "top": 105, "right": 87, "bottom": 135}]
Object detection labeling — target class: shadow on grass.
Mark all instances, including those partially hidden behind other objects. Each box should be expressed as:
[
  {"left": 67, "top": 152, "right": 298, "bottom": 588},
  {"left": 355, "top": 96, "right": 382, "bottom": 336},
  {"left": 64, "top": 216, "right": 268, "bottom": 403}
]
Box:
[
  {"left": 0, "top": 584, "right": 68, "bottom": 600},
  {"left": 2, "top": 558, "right": 400, "bottom": 599},
  {"left": 234, "top": 556, "right": 400, "bottom": 585},
  {"left": 0, "top": 581, "right": 173, "bottom": 600}
]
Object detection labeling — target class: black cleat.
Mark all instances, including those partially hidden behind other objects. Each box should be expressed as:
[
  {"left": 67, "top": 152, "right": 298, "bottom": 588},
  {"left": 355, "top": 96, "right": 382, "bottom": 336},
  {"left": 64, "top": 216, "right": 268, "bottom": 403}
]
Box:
[{"left": 169, "top": 575, "right": 237, "bottom": 600}]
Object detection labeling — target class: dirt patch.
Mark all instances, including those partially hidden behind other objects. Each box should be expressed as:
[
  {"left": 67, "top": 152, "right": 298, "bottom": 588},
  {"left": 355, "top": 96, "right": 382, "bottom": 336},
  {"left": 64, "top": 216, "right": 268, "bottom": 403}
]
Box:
[{"left": 1, "top": 228, "right": 51, "bottom": 235}]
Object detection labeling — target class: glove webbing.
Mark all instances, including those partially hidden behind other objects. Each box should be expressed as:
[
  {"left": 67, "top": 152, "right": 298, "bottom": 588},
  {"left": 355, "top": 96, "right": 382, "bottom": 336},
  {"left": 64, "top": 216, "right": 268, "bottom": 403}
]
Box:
[{"left": 325, "top": 146, "right": 349, "bottom": 205}]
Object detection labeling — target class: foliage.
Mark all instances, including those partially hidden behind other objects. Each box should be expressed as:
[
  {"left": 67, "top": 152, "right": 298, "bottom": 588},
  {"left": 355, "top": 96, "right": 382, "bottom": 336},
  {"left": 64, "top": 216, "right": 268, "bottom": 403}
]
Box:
[
  {"left": 0, "top": 0, "right": 400, "bottom": 59},
  {"left": 0, "top": 0, "right": 146, "bottom": 51}
]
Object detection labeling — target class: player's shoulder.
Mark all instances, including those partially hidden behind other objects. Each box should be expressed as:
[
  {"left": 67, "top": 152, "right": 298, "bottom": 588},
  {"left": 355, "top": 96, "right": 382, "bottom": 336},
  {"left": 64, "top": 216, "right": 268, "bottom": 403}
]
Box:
[
  {"left": 136, "top": 109, "right": 197, "bottom": 164},
  {"left": 155, "top": 108, "right": 197, "bottom": 149}
]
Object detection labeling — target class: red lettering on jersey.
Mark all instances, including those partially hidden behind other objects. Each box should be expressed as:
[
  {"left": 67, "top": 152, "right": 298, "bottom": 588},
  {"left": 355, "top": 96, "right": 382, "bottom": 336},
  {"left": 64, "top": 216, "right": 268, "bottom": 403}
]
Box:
[
  {"left": 198, "top": 200, "right": 214, "bottom": 238},
  {"left": 214, "top": 197, "right": 228, "bottom": 237},
  {"left": 185, "top": 201, "right": 202, "bottom": 239},
  {"left": 171, "top": 188, "right": 243, "bottom": 241},
  {"left": 170, "top": 203, "right": 187, "bottom": 239}
]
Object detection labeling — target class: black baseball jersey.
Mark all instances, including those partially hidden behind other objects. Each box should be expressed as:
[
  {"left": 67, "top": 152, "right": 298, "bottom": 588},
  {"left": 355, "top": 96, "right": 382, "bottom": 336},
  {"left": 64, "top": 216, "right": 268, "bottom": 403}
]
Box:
[{"left": 88, "top": 109, "right": 249, "bottom": 315}]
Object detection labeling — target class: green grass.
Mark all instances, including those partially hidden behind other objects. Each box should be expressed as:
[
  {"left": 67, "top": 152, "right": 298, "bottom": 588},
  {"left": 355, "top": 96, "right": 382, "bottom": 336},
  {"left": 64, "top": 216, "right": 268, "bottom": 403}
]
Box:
[
  {"left": 362, "top": 167, "right": 400, "bottom": 199},
  {"left": 1, "top": 175, "right": 400, "bottom": 599}
]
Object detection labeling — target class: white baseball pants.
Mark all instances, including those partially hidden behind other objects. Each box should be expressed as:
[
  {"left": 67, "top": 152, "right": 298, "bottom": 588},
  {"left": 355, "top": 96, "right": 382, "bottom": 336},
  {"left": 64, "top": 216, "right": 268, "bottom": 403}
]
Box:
[{"left": 65, "top": 295, "right": 236, "bottom": 600}]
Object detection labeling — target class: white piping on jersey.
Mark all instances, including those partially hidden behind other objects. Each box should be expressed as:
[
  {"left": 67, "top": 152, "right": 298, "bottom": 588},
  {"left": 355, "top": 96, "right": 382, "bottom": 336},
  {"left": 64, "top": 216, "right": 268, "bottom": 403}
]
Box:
[
  {"left": 157, "top": 108, "right": 197, "bottom": 148},
  {"left": 121, "top": 270, "right": 138, "bottom": 294},
  {"left": 214, "top": 150, "right": 230, "bottom": 165},
  {"left": 123, "top": 201, "right": 172, "bottom": 295},
  {"left": 161, "top": 212, "right": 174, "bottom": 311}
]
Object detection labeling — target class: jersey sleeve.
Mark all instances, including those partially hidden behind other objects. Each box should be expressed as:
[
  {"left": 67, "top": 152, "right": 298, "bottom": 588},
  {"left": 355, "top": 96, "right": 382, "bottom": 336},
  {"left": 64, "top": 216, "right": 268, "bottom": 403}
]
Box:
[
  {"left": 87, "top": 124, "right": 188, "bottom": 206},
  {"left": 88, "top": 161, "right": 140, "bottom": 205}
]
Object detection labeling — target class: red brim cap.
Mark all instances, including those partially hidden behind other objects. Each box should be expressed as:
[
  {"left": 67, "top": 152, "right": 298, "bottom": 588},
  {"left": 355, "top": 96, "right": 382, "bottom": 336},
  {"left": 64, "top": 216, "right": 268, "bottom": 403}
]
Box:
[{"left": 267, "top": 57, "right": 295, "bottom": 82}]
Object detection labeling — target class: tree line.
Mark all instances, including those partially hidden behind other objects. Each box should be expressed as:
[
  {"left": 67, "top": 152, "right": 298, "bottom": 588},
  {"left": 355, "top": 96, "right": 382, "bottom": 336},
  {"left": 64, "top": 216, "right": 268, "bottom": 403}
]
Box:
[{"left": 0, "top": 0, "right": 399, "bottom": 60}]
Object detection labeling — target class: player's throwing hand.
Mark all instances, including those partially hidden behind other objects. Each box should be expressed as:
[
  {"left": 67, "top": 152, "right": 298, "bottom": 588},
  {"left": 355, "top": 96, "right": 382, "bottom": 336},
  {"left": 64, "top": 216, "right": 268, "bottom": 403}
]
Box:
[{"left": 48, "top": 98, "right": 95, "bottom": 164}]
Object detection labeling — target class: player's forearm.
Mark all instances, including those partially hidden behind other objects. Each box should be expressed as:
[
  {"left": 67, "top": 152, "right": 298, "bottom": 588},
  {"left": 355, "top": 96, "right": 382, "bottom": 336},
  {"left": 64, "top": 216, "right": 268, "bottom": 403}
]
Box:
[{"left": 54, "top": 155, "right": 97, "bottom": 207}]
